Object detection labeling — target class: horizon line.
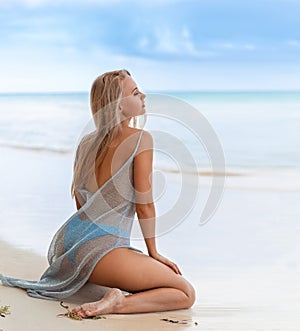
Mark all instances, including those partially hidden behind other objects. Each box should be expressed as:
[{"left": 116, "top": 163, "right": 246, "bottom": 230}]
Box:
[{"left": 1, "top": 89, "right": 300, "bottom": 96}]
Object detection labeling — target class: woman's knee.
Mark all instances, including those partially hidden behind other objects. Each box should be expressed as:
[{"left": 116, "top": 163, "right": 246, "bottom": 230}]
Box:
[
  {"left": 187, "top": 283, "right": 196, "bottom": 308},
  {"left": 181, "top": 279, "right": 196, "bottom": 308}
]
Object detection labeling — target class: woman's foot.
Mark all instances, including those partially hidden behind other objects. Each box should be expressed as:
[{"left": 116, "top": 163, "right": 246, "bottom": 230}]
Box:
[{"left": 72, "top": 288, "right": 125, "bottom": 318}]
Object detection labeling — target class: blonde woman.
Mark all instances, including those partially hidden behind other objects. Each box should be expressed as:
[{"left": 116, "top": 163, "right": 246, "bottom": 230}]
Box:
[{"left": 0, "top": 70, "right": 195, "bottom": 316}]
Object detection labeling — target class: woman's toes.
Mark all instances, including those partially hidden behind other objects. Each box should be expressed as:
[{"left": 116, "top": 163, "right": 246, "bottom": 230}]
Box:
[{"left": 72, "top": 306, "right": 87, "bottom": 318}]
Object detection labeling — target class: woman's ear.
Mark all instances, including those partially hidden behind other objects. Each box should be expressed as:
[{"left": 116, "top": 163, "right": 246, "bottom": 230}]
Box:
[
  {"left": 119, "top": 105, "right": 124, "bottom": 119},
  {"left": 119, "top": 104, "right": 126, "bottom": 120},
  {"left": 119, "top": 99, "right": 124, "bottom": 112}
]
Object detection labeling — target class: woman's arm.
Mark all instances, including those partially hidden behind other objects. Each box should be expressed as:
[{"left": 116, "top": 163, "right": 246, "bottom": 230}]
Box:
[
  {"left": 73, "top": 144, "right": 82, "bottom": 211},
  {"left": 134, "top": 131, "right": 182, "bottom": 275},
  {"left": 134, "top": 131, "right": 157, "bottom": 257}
]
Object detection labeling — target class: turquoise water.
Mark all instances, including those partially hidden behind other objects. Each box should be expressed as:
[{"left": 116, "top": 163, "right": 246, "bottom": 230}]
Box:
[{"left": 0, "top": 90, "right": 299, "bottom": 168}]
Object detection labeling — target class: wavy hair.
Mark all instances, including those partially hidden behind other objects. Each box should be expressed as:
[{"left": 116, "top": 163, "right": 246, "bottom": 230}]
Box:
[{"left": 71, "top": 69, "right": 135, "bottom": 198}]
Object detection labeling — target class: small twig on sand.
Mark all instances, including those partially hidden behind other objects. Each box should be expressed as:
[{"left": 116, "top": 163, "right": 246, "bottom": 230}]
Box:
[
  {"left": 57, "top": 301, "right": 83, "bottom": 321},
  {"left": 161, "top": 318, "right": 199, "bottom": 326},
  {"left": 0, "top": 305, "right": 10, "bottom": 318}
]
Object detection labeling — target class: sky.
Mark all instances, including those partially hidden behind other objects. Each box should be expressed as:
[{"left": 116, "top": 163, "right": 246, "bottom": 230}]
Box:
[{"left": 0, "top": 0, "right": 300, "bottom": 92}]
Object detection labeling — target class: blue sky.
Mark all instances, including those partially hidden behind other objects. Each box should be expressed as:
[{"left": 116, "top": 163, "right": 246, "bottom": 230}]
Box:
[{"left": 0, "top": 0, "right": 300, "bottom": 91}]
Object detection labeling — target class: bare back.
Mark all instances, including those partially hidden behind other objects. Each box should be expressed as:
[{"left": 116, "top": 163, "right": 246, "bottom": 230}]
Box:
[{"left": 78, "top": 127, "right": 143, "bottom": 199}]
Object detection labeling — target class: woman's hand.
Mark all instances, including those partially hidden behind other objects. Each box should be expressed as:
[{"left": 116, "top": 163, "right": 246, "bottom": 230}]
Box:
[{"left": 150, "top": 252, "right": 182, "bottom": 275}]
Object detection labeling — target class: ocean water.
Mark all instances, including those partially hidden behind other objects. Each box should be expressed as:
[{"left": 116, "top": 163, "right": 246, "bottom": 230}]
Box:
[{"left": 0, "top": 90, "right": 299, "bottom": 169}]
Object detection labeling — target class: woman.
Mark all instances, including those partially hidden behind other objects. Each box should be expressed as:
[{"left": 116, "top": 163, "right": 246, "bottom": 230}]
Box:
[{"left": 0, "top": 70, "right": 195, "bottom": 317}]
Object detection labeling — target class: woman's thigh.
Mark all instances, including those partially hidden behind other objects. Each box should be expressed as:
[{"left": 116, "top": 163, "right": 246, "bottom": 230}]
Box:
[{"left": 88, "top": 247, "right": 194, "bottom": 296}]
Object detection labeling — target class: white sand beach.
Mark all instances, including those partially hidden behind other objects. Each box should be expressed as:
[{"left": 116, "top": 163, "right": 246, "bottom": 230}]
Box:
[{"left": 1, "top": 146, "right": 300, "bottom": 330}]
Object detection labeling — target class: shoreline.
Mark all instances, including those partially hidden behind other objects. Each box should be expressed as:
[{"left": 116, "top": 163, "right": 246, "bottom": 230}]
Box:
[
  {"left": 1, "top": 144, "right": 299, "bottom": 175},
  {"left": 1, "top": 144, "right": 300, "bottom": 254}
]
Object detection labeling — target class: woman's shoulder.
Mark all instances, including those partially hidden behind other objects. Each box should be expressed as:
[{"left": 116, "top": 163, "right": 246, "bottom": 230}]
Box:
[
  {"left": 124, "top": 128, "right": 153, "bottom": 149},
  {"left": 125, "top": 127, "right": 152, "bottom": 140},
  {"left": 121, "top": 130, "right": 152, "bottom": 160}
]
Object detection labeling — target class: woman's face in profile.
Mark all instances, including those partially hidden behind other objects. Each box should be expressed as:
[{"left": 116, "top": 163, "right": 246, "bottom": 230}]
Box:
[{"left": 120, "top": 75, "right": 146, "bottom": 119}]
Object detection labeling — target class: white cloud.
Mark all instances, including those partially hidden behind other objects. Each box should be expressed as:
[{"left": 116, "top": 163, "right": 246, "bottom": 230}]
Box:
[
  {"left": 287, "top": 40, "right": 300, "bottom": 47},
  {"left": 139, "top": 26, "right": 216, "bottom": 59},
  {"left": 155, "top": 27, "right": 179, "bottom": 54},
  {"left": 0, "top": 0, "right": 43, "bottom": 7},
  {"left": 144, "top": 32, "right": 257, "bottom": 59},
  {"left": 138, "top": 37, "right": 149, "bottom": 49},
  {"left": 212, "top": 42, "right": 256, "bottom": 51},
  {"left": 0, "top": 0, "right": 184, "bottom": 8},
  {"left": 1, "top": 42, "right": 300, "bottom": 92},
  {"left": 0, "top": 42, "right": 124, "bottom": 92},
  {"left": 13, "top": 30, "right": 72, "bottom": 44},
  {"left": 0, "top": 0, "right": 122, "bottom": 8},
  {"left": 243, "top": 44, "right": 256, "bottom": 50}
]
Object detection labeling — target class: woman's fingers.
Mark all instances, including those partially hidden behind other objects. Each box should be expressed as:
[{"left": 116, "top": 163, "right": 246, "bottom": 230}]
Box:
[
  {"left": 173, "top": 264, "right": 182, "bottom": 275},
  {"left": 167, "top": 260, "right": 182, "bottom": 275},
  {"left": 153, "top": 253, "right": 182, "bottom": 275}
]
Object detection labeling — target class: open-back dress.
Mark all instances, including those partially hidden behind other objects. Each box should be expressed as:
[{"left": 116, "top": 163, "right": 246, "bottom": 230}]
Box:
[{"left": 0, "top": 131, "right": 144, "bottom": 300}]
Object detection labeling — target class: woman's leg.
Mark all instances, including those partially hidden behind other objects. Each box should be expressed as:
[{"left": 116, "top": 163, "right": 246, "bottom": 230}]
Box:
[{"left": 73, "top": 247, "right": 196, "bottom": 316}]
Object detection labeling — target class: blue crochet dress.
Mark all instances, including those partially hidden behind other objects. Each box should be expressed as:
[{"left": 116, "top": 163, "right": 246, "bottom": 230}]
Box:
[{"left": 0, "top": 131, "right": 144, "bottom": 300}]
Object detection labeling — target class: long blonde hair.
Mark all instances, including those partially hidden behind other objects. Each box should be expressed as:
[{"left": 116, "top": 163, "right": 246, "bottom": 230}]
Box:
[{"left": 71, "top": 69, "right": 133, "bottom": 198}]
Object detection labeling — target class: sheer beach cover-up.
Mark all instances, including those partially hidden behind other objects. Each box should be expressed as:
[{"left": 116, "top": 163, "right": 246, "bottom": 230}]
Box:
[{"left": 0, "top": 131, "right": 144, "bottom": 300}]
